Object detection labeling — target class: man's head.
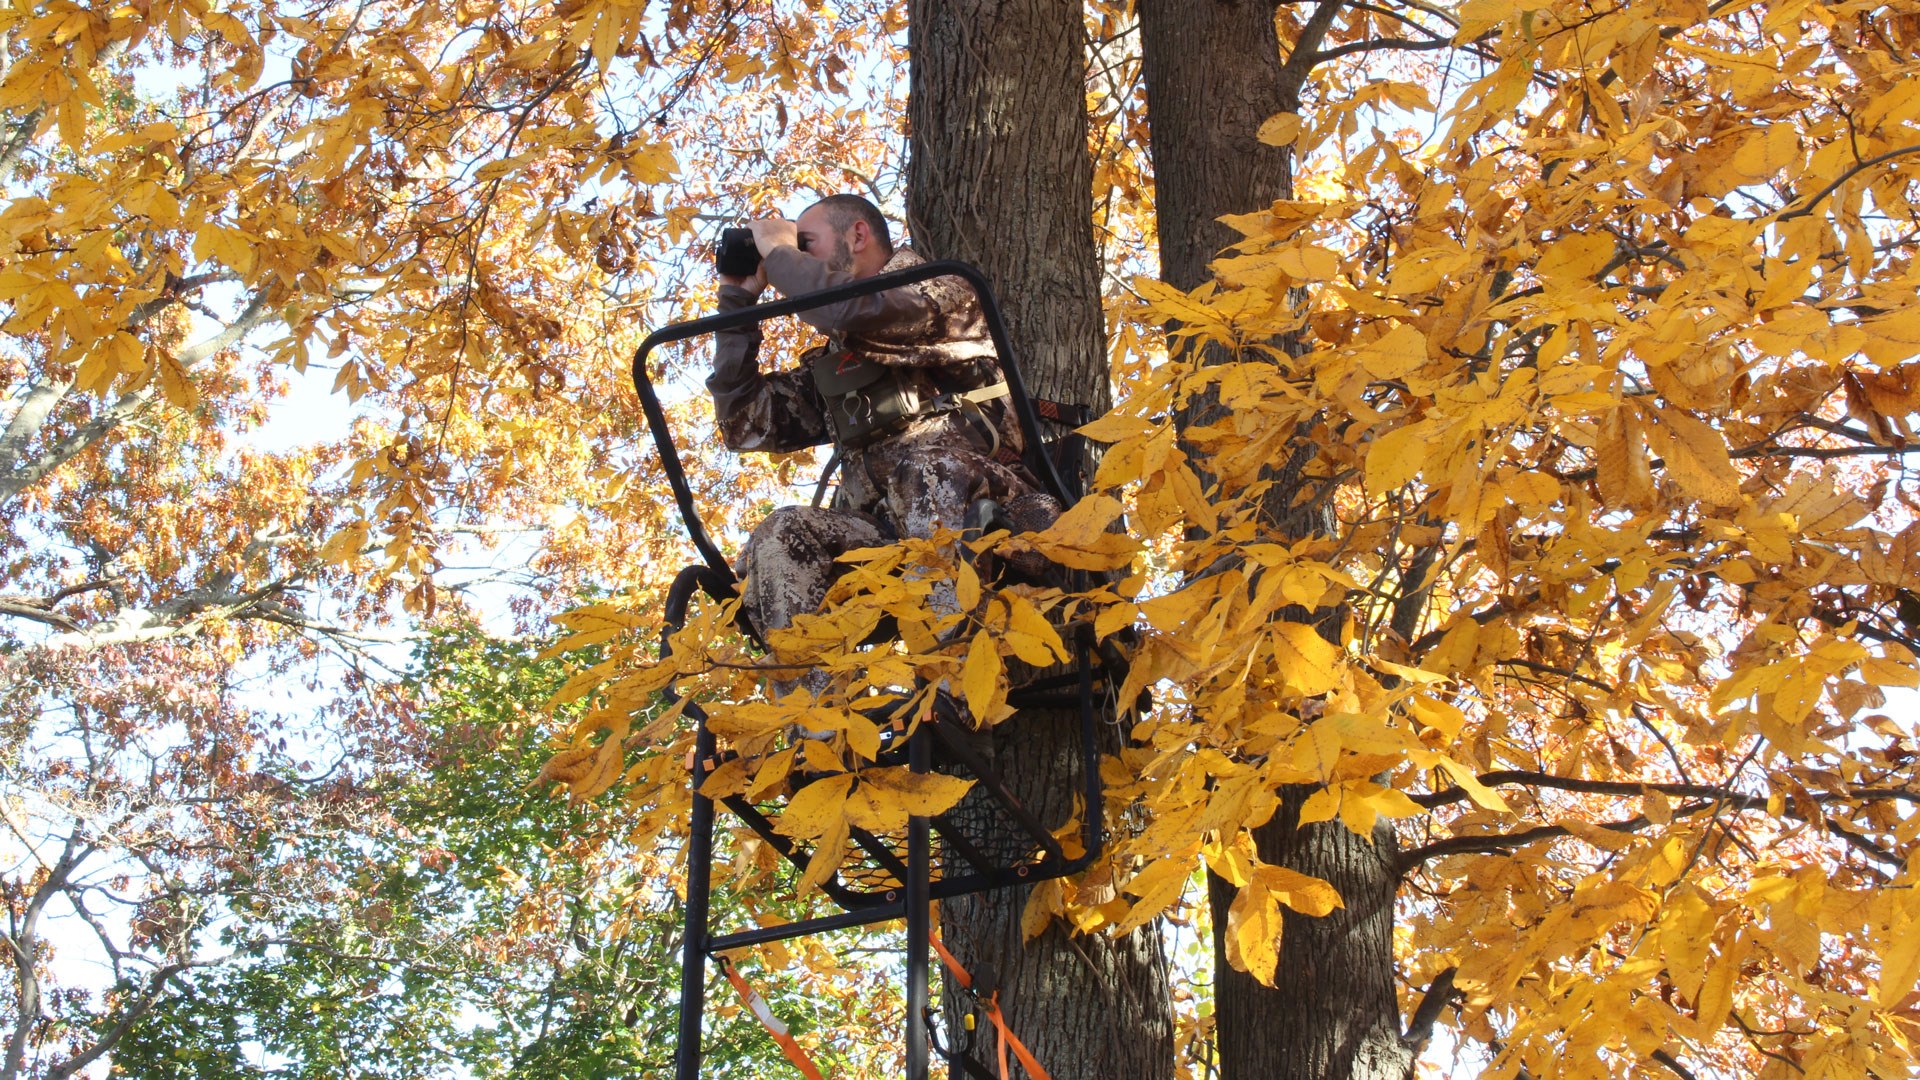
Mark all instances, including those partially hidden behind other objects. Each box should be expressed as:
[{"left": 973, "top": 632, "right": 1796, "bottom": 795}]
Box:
[{"left": 794, "top": 194, "right": 894, "bottom": 278}]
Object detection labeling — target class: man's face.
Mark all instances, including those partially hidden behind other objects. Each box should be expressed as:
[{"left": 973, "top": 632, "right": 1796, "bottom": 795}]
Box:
[{"left": 794, "top": 206, "right": 857, "bottom": 274}]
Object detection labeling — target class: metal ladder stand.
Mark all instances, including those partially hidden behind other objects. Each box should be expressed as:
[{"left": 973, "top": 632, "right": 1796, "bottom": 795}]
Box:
[{"left": 629, "top": 262, "right": 1109, "bottom": 1080}]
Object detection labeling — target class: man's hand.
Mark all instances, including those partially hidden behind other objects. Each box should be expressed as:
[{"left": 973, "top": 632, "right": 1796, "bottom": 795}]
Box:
[{"left": 746, "top": 217, "right": 799, "bottom": 253}]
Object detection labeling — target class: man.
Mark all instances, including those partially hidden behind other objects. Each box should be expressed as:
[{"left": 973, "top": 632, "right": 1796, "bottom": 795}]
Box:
[{"left": 710, "top": 194, "right": 1055, "bottom": 699}]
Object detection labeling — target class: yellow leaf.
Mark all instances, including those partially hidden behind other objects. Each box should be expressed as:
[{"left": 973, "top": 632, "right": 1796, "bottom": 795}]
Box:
[
  {"left": 1660, "top": 888, "right": 1713, "bottom": 1001},
  {"left": 1256, "top": 112, "right": 1303, "bottom": 147},
  {"left": 1076, "top": 409, "right": 1153, "bottom": 443},
  {"left": 1229, "top": 877, "right": 1285, "bottom": 985},
  {"left": 1434, "top": 756, "right": 1510, "bottom": 812},
  {"left": 1202, "top": 832, "right": 1258, "bottom": 888},
  {"left": 1357, "top": 783, "right": 1425, "bottom": 820},
  {"left": 1114, "top": 849, "right": 1194, "bottom": 935},
  {"left": 1504, "top": 470, "right": 1559, "bottom": 510},
  {"left": 962, "top": 631, "right": 1004, "bottom": 721},
  {"left": 1642, "top": 787, "right": 1673, "bottom": 826},
  {"left": 956, "top": 558, "right": 981, "bottom": 613},
  {"left": 1691, "top": 928, "right": 1748, "bottom": 1036},
  {"left": 1729, "top": 123, "right": 1798, "bottom": 185},
  {"left": 1649, "top": 409, "right": 1742, "bottom": 506},
  {"left": 1364, "top": 423, "right": 1428, "bottom": 496},
  {"left": 1595, "top": 405, "right": 1654, "bottom": 509},
  {"left": 1021, "top": 493, "right": 1137, "bottom": 570},
  {"left": 1535, "top": 232, "right": 1615, "bottom": 284},
  {"left": 1094, "top": 601, "right": 1139, "bottom": 641},
  {"left": 1250, "top": 865, "right": 1342, "bottom": 917},
  {"left": 318, "top": 520, "right": 370, "bottom": 565},
  {"left": 797, "top": 816, "right": 850, "bottom": 895},
  {"left": 1022, "top": 878, "right": 1064, "bottom": 941},
  {"left": 1354, "top": 323, "right": 1428, "bottom": 380},
  {"left": 155, "top": 348, "right": 196, "bottom": 408},
  {"left": 1297, "top": 785, "right": 1341, "bottom": 825},
  {"left": 1879, "top": 893, "right": 1920, "bottom": 1007},
  {"left": 1408, "top": 694, "right": 1465, "bottom": 739},
  {"left": 1862, "top": 307, "right": 1920, "bottom": 366},
  {"left": 1338, "top": 793, "right": 1378, "bottom": 836},
  {"left": 858, "top": 767, "right": 974, "bottom": 820},
  {"left": 1006, "top": 595, "right": 1069, "bottom": 664},
  {"left": 1271, "top": 623, "right": 1343, "bottom": 696},
  {"left": 775, "top": 774, "right": 853, "bottom": 840},
  {"left": 1167, "top": 462, "right": 1216, "bottom": 531}
]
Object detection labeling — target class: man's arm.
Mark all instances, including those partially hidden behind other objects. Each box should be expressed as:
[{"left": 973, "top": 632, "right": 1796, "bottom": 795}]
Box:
[
  {"left": 758, "top": 246, "right": 941, "bottom": 341},
  {"left": 706, "top": 283, "right": 832, "bottom": 453}
]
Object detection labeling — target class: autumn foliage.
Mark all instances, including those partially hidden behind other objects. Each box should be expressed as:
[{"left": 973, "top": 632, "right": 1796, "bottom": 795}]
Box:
[{"left": 7, "top": 0, "right": 1920, "bottom": 1076}]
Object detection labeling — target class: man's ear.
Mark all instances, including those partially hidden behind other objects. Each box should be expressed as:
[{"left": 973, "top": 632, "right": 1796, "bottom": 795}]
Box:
[{"left": 847, "top": 220, "right": 871, "bottom": 252}]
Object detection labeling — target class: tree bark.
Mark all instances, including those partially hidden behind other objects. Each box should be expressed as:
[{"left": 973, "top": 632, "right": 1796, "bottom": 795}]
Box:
[
  {"left": 908, "top": 2, "right": 1173, "bottom": 1077},
  {"left": 1138, "top": 2, "right": 1410, "bottom": 1077}
]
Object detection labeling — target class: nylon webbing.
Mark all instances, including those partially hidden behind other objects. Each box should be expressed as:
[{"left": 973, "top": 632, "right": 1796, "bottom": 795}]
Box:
[
  {"left": 719, "top": 957, "right": 828, "bottom": 1080},
  {"left": 929, "top": 934, "right": 1054, "bottom": 1080}
]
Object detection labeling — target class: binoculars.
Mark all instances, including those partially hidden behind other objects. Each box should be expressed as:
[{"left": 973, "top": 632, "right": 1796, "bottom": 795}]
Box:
[{"left": 715, "top": 227, "right": 761, "bottom": 278}]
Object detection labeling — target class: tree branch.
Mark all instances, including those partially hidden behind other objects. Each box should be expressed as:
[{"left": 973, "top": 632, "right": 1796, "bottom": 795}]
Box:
[
  {"left": 1778, "top": 144, "right": 1920, "bottom": 222},
  {"left": 1410, "top": 769, "right": 1920, "bottom": 812},
  {"left": 1400, "top": 966, "right": 1459, "bottom": 1053},
  {"left": 0, "top": 284, "right": 277, "bottom": 503},
  {"left": 3, "top": 833, "right": 87, "bottom": 1080},
  {"left": 1398, "top": 816, "right": 1651, "bottom": 868},
  {"left": 0, "top": 598, "right": 80, "bottom": 632},
  {"left": 1402, "top": 772, "right": 1912, "bottom": 870},
  {"left": 1276, "top": 0, "right": 1350, "bottom": 108},
  {"left": 1310, "top": 36, "right": 1458, "bottom": 64},
  {"left": 1650, "top": 1049, "right": 1701, "bottom": 1080}
]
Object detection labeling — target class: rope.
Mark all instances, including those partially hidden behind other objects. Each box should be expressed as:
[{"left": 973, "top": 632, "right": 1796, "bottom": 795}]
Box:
[
  {"left": 929, "top": 934, "right": 1054, "bottom": 1080},
  {"left": 719, "top": 956, "right": 828, "bottom": 1080}
]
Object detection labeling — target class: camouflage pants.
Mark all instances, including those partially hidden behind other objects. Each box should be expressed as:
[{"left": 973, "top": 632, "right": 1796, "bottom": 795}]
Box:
[{"left": 736, "top": 441, "right": 1057, "bottom": 699}]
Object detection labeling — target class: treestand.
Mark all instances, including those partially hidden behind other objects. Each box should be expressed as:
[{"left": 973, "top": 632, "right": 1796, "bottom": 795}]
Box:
[{"left": 629, "top": 262, "right": 1109, "bottom": 1080}]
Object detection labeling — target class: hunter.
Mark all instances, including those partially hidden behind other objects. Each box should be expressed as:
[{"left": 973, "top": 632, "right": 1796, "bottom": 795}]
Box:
[{"left": 710, "top": 194, "right": 1056, "bottom": 699}]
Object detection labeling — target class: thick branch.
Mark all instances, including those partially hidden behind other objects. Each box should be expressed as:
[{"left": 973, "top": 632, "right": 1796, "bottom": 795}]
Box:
[
  {"left": 1651, "top": 1049, "right": 1701, "bottom": 1080},
  {"left": 1401, "top": 966, "right": 1459, "bottom": 1052},
  {"left": 0, "top": 374, "right": 75, "bottom": 470},
  {"left": 45, "top": 956, "right": 210, "bottom": 1080},
  {"left": 2, "top": 835, "right": 86, "bottom": 1080},
  {"left": 1410, "top": 769, "right": 1920, "bottom": 811},
  {"left": 1310, "top": 35, "right": 1458, "bottom": 63},
  {"left": 0, "top": 105, "right": 43, "bottom": 177},
  {"left": 1399, "top": 816, "right": 1649, "bottom": 867},
  {"left": 1276, "top": 0, "right": 1350, "bottom": 108},
  {"left": 1402, "top": 773, "right": 1911, "bottom": 870},
  {"left": 0, "top": 285, "right": 276, "bottom": 503},
  {"left": 0, "top": 597, "right": 80, "bottom": 632}
]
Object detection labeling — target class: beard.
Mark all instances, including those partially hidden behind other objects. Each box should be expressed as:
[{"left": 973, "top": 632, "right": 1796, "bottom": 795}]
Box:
[{"left": 826, "top": 235, "right": 856, "bottom": 273}]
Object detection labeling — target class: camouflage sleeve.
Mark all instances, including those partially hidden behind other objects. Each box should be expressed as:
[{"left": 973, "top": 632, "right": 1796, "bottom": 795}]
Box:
[
  {"left": 760, "top": 248, "right": 990, "bottom": 369},
  {"left": 707, "top": 283, "right": 832, "bottom": 453}
]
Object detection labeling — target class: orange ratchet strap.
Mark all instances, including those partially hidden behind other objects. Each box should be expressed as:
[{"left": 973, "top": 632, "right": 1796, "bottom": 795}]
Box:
[
  {"left": 929, "top": 933, "right": 1054, "bottom": 1080},
  {"left": 719, "top": 956, "right": 828, "bottom": 1080}
]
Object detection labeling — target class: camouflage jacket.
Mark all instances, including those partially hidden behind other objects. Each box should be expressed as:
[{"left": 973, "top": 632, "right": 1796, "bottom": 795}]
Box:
[{"left": 708, "top": 246, "right": 1032, "bottom": 514}]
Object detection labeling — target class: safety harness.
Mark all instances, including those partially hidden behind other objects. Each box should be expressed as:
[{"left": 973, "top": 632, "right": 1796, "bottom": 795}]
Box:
[
  {"left": 806, "top": 340, "right": 1091, "bottom": 510},
  {"left": 809, "top": 340, "right": 1011, "bottom": 451}
]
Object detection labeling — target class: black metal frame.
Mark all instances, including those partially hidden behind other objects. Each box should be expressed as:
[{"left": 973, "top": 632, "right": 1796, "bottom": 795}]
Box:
[{"left": 631, "top": 262, "right": 1102, "bottom": 1080}]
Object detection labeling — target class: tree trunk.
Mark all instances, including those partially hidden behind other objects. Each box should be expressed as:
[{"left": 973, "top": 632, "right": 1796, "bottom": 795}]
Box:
[
  {"left": 908, "top": 2, "right": 1173, "bottom": 1077},
  {"left": 1138, "top": 3, "right": 1411, "bottom": 1077}
]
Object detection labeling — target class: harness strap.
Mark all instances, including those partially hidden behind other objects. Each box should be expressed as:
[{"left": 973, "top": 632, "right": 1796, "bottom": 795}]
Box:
[
  {"left": 1028, "top": 398, "right": 1090, "bottom": 426},
  {"left": 932, "top": 380, "right": 1010, "bottom": 410},
  {"left": 811, "top": 448, "right": 843, "bottom": 509},
  {"left": 719, "top": 957, "right": 828, "bottom": 1080},
  {"left": 929, "top": 934, "right": 1054, "bottom": 1080}
]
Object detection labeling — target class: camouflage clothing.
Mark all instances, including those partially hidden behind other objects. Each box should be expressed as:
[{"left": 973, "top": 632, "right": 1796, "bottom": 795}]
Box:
[{"left": 710, "top": 246, "right": 1056, "bottom": 677}]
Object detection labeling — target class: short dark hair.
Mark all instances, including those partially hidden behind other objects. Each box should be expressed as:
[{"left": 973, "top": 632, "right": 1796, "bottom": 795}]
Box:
[{"left": 807, "top": 194, "right": 893, "bottom": 255}]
